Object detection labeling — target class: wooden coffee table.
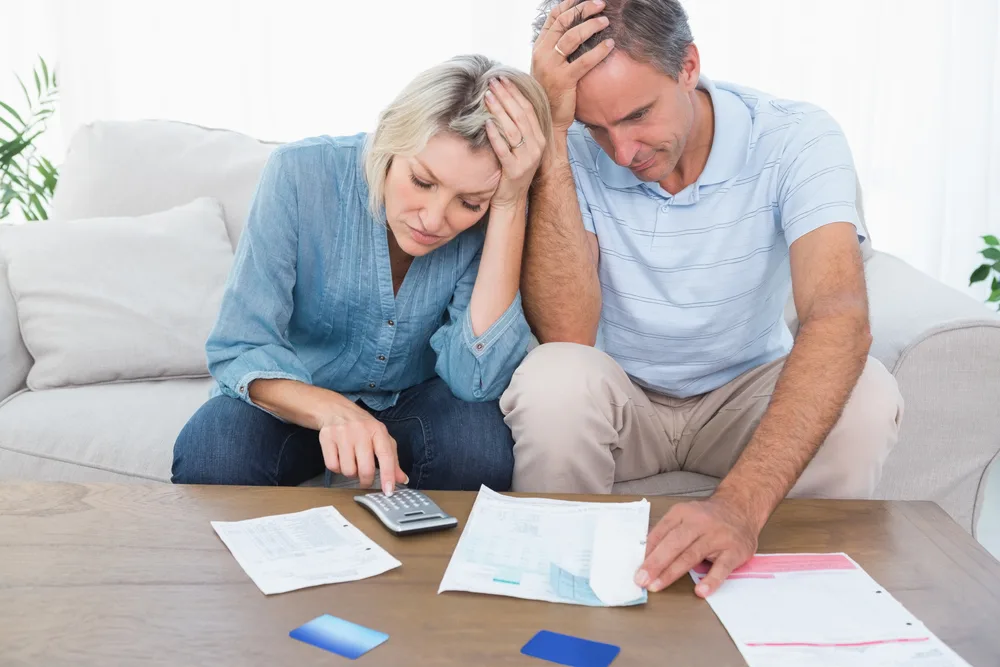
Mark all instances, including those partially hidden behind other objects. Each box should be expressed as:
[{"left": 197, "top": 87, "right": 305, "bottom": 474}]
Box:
[{"left": 2, "top": 483, "right": 999, "bottom": 666}]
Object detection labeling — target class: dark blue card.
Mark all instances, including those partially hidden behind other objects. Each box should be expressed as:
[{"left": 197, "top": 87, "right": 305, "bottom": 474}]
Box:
[
  {"left": 521, "top": 630, "right": 620, "bottom": 667},
  {"left": 289, "top": 614, "right": 388, "bottom": 659}
]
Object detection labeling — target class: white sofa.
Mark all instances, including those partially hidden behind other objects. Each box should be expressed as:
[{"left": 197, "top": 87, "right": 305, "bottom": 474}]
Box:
[{"left": 2, "top": 120, "right": 999, "bottom": 535}]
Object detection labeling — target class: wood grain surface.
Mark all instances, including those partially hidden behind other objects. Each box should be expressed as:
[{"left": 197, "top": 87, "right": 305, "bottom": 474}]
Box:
[{"left": 1, "top": 483, "right": 998, "bottom": 666}]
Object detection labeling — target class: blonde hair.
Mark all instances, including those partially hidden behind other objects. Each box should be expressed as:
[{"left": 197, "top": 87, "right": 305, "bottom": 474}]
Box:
[{"left": 363, "top": 54, "right": 553, "bottom": 219}]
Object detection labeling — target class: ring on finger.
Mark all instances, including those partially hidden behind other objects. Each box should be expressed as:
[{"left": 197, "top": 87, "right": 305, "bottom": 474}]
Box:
[
  {"left": 554, "top": 44, "right": 567, "bottom": 58},
  {"left": 510, "top": 137, "right": 525, "bottom": 149}
]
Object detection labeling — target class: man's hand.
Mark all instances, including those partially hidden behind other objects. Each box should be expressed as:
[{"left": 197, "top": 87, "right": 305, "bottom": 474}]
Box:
[
  {"left": 635, "top": 495, "right": 760, "bottom": 598},
  {"left": 531, "top": 0, "right": 615, "bottom": 133}
]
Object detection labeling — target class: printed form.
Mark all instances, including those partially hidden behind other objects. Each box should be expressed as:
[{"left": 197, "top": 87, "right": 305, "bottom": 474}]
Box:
[
  {"left": 211, "top": 506, "right": 401, "bottom": 595},
  {"left": 438, "top": 486, "right": 649, "bottom": 607},
  {"left": 691, "top": 553, "right": 973, "bottom": 666}
]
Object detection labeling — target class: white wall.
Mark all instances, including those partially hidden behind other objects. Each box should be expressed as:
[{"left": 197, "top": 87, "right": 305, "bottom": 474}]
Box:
[{"left": 2, "top": 0, "right": 998, "bottom": 304}]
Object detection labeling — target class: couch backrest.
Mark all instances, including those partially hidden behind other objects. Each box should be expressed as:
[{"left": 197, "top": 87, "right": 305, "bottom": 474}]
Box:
[
  {"left": 47, "top": 118, "right": 873, "bottom": 340},
  {"left": 49, "top": 120, "right": 279, "bottom": 248},
  {"left": 49, "top": 118, "right": 874, "bottom": 256}
]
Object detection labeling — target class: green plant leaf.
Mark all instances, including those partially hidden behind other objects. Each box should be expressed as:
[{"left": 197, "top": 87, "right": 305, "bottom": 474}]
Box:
[
  {"left": 984, "top": 235, "right": 1000, "bottom": 246},
  {"left": 24, "top": 174, "right": 47, "bottom": 196},
  {"left": 970, "top": 264, "right": 992, "bottom": 284},
  {"left": 34, "top": 161, "right": 58, "bottom": 194},
  {"left": 28, "top": 192, "right": 46, "bottom": 220},
  {"left": 40, "top": 57, "right": 50, "bottom": 89},
  {"left": 32, "top": 69, "right": 41, "bottom": 101},
  {"left": 0, "top": 183, "right": 17, "bottom": 206},
  {"left": 989, "top": 288, "right": 1000, "bottom": 303},
  {"left": 15, "top": 74, "right": 31, "bottom": 109},
  {"left": 0, "top": 100, "right": 25, "bottom": 126},
  {"left": 0, "top": 114, "right": 20, "bottom": 136},
  {"left": 993, "top": 276, "right": 1000, "bottom": 292},
  {"left": 0, "top": 137, "right": 30, "bottom": 164},
  {"left": 983, "top": 247, "right": 1000, "bottom": 261}
]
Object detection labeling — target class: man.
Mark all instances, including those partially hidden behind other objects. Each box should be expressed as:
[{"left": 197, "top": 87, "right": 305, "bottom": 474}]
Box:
[{"left": 500, "top": 0, "right": 904, "bottom": 598}]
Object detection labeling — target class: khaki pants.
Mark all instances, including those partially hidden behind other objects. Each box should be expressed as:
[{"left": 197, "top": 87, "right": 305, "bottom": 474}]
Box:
[{"left": 499, "top": 343, "right": 904, "bottom": 499}]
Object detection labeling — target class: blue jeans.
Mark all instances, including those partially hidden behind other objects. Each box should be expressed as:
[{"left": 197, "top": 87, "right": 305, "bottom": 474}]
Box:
[{"left": 171, "top": 377, "right": 514, "bottom": 490}]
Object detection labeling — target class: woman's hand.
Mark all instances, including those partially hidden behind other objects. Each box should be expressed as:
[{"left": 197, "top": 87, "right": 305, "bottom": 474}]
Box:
[
  {"left": 484, "top": 77, "right": 547, "bottom": 212},
  {"left": 318, "top": 403, "right": 408, "bottom": 496}
]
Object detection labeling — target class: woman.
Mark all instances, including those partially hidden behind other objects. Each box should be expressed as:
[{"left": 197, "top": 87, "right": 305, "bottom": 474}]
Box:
[{"left": 172, "top": 55, "right": 552, "bottom": 494}]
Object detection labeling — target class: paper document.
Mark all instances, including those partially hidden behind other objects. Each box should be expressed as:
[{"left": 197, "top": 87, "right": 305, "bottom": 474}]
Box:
[
  {"left": 690, "top": 553, "right": 972, "bottom": 666},
  {"left": 211, "top": 506, "right": 400, "bottom": 595},
  {"left": 438, "top": 486, "right": 648, "bottom": 607}
]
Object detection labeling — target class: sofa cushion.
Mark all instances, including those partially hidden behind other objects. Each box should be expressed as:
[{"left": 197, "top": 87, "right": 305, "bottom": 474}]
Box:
[
  {"left": 2, "top": 198, "right": 233, "bottom": 391},
  {"left": 0, "top": 379, "right": 214, "bottom": 483},
  {"left": 50, "top": 120, "right": 278, "bottom": 247}
]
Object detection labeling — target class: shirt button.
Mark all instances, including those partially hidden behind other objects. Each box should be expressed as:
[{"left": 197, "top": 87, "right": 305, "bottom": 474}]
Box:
[
  {"left": 660, "top": 205, "right": 669, "bottom": 212},
  {"left": 387, "top": 319, "right": 395, "bottom": 326},
  {"left": 368, "top": 382, "right": 376, "bottom": 389},
  {"left": 238, "top": 385, "right": 245, "bottom": 393},
  {"left": 377, "top": 355, "right": 386, "bottom": 361},
  {"left": 475, "top": 343, "right": 484, "bottom": 351}
]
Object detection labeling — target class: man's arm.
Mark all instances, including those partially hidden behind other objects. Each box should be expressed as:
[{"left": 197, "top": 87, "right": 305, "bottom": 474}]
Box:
[
  {"left": 523, "top": 0, "right": 612, "bottom": 345},
  {"left": 633, "top": 223, "right": 870, "bottom": 598},
  {"left": 522, "top": 141, "right": 602, "bottom": 345},
  {"left": 712, "top": 222, "right": 870, "bottom": 527}
]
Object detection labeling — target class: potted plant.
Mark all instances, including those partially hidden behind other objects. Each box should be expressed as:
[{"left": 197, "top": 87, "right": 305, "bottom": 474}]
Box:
[
  {"left": 0, "top": 56, "right": 59, "bottom": 221},
  {"left": 970, "top": 234, "right": 1000, "bottom": 310}
]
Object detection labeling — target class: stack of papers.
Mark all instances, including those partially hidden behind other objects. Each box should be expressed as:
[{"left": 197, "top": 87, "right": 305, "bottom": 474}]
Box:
[
  {"left": 438, "top": 486, "right": 649, "bottom": 607},
  {"left": 211, "top": 506, "right": 401, "bottom": 595},
  {"left": 691, "top": 553, "right": 972, "bottom": 666}
]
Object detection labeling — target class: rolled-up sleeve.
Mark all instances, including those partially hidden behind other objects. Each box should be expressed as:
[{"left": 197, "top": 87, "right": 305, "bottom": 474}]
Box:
[
  {"left": 567, "top": 126, "right": 597, "bottom": 234},
  {"left": 429, "top": 248, "right": 532, "bottom": 402},
  {"left": 205, "top": 149, "right": 313, "bottom": 408}
]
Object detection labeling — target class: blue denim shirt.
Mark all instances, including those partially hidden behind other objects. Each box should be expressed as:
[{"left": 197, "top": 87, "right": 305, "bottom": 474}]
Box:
[{"left": 206, "top": 133, "right": 532, "bottom": 412}]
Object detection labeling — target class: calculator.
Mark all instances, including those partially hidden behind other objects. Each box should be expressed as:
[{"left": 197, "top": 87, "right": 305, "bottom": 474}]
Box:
[{"left": 353, "top": 488, "right": 458, "bottom": 535}]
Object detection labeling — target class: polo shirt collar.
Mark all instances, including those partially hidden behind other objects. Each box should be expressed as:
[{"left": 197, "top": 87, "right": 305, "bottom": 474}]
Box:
[{"left": 594, "top": 75, "right": 752, "bottom": 190}]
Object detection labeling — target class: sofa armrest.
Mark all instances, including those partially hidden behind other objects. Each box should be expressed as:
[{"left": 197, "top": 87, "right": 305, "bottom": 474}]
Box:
[
  {"left": 865, "top": 250, "right": 1000, "bottom": 535},
  {"left": 0, "top": 228, "right": 32, "bottom": 404}
]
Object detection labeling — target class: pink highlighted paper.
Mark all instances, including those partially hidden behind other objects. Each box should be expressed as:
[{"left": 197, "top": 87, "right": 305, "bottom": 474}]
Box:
[{"left": 689, "top": 553, "right": 971, "bottom": 666}]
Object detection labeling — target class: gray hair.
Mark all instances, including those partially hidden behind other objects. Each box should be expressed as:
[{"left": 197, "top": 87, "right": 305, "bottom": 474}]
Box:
[
  {"left": 364, "top": 54, "right": 552, "bottom": 219},
  {"left": 532, "top": 0, "right": 694, "bottom": 78}
]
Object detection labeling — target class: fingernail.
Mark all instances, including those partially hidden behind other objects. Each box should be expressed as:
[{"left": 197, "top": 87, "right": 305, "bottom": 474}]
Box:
[
  {"left": 600, "top": 16, "right": 609, "bottom": 24},
  {"left": 606, "top": 38, "right": 615, "bottom": 47},
  {"left": 485, "top": 90, "right": 495, "bottom": 101},
  {"left": 634, "top": 570, "right": 650, "bottom": 587},
  {"left": 649, "top": 579, "right": 664, "bottom": 592},
  {"left": 383, "top": 482, "right": 393, "bottom": 497},
  {"left": 696, "top": 583, "right": 710, "bottom": 597},
  {"left": 403, "top": 474, "right": 410, "bottom": 485},
  {"left": 594, "top": 0, "right": 604, "bottom": 6}
]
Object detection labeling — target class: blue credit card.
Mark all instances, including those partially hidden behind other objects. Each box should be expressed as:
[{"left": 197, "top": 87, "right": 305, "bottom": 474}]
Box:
[
  {"left": 521, "top": 630, "right": 620, "bottom": 667},
  {"left": 289, "top": 614, "right": 389, "bottom": 659}
]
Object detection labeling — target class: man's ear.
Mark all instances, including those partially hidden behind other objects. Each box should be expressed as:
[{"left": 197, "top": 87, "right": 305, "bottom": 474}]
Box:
[{"left": 678, "top": 43, "right": 701, "bottom": 91}]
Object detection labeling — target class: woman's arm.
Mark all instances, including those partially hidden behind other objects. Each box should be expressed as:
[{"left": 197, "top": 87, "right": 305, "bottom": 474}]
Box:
[
  {"left": 429, "top": 77, "right": 548, "bottom": 401},
  {"left": 206, "top": 147, "right": 314, "bottom": 405},
  {"left": 249, "top": 378, "right": 406, "bottom": 495},
  {"left": 467, "top": 199, "right": 526, "bottom": 336},
  {"left": 207, "top": 145, "right": 405, "bottom": 494}
]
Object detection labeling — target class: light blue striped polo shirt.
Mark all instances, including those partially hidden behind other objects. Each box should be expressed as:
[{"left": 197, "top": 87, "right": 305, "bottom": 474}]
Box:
[{"left": 568, "top": 76, "right": 864, "bottom": 398}]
